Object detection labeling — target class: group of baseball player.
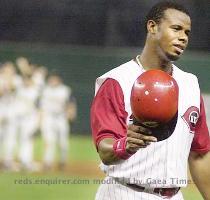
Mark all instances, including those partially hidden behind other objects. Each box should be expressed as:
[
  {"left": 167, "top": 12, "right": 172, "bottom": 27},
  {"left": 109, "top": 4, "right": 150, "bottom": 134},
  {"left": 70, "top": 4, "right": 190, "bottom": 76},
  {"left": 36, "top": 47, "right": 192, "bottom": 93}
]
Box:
[{"left": 0, "top": 57, "right": 76, "bottom": 172}]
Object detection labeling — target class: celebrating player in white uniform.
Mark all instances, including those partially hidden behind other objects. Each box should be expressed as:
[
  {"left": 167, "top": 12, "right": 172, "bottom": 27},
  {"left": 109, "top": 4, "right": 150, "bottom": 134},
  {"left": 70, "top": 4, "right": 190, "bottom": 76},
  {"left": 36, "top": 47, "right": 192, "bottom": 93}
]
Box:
[
  {"left": 1, "top": 62, "right": 22, "bottom": 170},
  {"left": 40, "top": 72, "right": 76, "bottom": 170},
  {"left": 91, "top": 2, "right": 210, "bottom": 200},
  {"left": 16, "top": 76, "right": 40, "bottom": 171}
]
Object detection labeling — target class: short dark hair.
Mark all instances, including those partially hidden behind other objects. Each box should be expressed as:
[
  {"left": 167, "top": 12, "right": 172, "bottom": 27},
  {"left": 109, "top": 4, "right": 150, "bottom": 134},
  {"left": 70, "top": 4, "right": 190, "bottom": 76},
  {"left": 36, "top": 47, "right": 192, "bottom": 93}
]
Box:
[{"left": 145, "top": 1, "right": 190, "bottom": 32}]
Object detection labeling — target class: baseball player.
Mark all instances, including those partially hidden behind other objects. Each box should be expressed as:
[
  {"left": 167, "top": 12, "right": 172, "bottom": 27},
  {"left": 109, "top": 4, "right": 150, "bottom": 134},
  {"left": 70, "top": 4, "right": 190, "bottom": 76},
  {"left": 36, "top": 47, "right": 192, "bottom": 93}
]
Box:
[
  {"left": 16, "top": 75, "right": 40, "bottom": 171},
  {"left": 91, "top": 2, "right": 210, "bottom": 200},
  {"left": 40, "top": 72, "right": 76, "bottom": 170},
  {"left": 0, "top": 65, "right": 7, "bottom": 164},
  {"left": 1, "top": 62, "right": 22, "bottom": 171}
]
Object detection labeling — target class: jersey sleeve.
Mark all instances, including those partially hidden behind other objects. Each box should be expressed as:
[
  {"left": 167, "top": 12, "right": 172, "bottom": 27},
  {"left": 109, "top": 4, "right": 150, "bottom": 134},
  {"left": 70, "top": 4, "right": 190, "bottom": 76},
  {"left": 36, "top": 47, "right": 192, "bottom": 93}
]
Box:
[
  {"left": 90, "top": 78, "right": 128, "bottom": 151},
  {"left": 191, "top": 95, "right": 210, "bottom": 153}
]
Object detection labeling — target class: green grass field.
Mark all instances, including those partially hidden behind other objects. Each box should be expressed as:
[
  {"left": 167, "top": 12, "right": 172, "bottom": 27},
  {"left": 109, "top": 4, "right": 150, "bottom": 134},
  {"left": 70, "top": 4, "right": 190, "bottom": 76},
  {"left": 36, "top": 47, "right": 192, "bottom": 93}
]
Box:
[{"left": 0, "top": 135, "right": 203, "bottom": 200}]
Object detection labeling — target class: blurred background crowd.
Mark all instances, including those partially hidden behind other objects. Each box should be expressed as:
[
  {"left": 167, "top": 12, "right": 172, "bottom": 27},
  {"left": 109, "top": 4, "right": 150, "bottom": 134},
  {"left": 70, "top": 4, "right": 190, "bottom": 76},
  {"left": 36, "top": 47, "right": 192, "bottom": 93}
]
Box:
[{"left": 0, "top": 57, "right": 77, "bottom": 172}]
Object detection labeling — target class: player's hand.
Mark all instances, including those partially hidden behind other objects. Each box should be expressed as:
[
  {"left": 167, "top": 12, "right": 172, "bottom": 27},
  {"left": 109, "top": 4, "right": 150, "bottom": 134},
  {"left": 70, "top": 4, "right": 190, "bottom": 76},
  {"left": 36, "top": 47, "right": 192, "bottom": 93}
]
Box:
[{"left": 126, "top": 124, "right": 157, "bottom": 153}]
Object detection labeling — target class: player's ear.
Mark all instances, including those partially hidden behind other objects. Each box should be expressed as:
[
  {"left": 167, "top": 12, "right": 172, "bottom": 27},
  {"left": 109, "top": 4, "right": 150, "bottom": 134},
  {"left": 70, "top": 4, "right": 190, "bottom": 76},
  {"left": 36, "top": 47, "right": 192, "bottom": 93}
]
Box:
[{"left": 147, "top": 20, "right": 158, "bottom": 34}]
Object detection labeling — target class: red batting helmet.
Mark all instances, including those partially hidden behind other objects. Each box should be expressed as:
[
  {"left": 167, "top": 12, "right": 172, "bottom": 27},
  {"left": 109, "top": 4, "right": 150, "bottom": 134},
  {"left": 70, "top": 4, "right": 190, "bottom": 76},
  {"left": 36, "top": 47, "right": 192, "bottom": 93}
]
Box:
[{"left": 130, "top": 69, "right": 179, "bottom": 125}]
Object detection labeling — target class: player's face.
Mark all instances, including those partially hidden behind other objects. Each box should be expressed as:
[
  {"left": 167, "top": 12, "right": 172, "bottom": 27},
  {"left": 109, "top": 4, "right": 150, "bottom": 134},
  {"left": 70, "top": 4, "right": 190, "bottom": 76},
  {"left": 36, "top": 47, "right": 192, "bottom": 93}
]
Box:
[
  {"left": 155, "top": 9, "right": 191, "bottom": 61},
  {"left": 48, "top": 75, "right": 61, "bottom": 86}
]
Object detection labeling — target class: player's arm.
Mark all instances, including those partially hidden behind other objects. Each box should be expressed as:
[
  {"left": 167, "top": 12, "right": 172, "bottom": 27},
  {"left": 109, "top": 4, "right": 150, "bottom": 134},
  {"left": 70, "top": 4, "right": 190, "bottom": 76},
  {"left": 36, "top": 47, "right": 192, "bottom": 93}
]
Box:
[
  {"left": 188, "top": 96, "right": 210, "bottom": 200},
  {"left": 98, "top": 125, "right": 157, "bottom": 165},
  {"left": 189, "top": 151, "right": 210, "bottom": 200},
  {"left": 91, "top": 78, "right": 157, "bottom": 165}
]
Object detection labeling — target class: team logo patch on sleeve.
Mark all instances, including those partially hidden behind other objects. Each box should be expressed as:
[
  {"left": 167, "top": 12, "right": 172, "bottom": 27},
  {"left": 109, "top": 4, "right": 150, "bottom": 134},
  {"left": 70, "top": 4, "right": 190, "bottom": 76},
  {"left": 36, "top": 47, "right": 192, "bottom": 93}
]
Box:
[{"left": 182, "top": 106, "right": 199, "bottom": 133}]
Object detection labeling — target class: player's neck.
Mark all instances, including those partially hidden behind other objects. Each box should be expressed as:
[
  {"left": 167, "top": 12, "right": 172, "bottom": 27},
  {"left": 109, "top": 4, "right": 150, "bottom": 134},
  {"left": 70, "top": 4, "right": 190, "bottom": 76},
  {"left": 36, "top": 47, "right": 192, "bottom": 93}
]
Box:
[{"left": 138, "top": 45, "right": 173, "bottom": 74}]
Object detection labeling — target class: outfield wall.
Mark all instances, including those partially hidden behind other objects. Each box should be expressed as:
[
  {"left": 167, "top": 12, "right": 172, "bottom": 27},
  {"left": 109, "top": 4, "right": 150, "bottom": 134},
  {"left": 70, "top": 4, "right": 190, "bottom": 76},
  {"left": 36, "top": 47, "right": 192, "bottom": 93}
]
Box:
[{"left": 0, "top": 43, "right": 209, "bottom": 134}]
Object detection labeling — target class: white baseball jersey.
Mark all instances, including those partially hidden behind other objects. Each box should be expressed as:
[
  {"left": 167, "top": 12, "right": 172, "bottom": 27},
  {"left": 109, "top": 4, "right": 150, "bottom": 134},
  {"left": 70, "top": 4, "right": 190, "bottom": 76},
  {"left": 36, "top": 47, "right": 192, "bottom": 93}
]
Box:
[
  {"left": 16, "top": 84, "right": 40, "bottom": 116},
  {"left": 92, "top": 60, "right": 210, "bottom": 188},
  {"left": 1, "top": 75, "right": 23, "bottom": 119},
  {"left": 40, "top": 85, "right": 71, "bottom": 115}
]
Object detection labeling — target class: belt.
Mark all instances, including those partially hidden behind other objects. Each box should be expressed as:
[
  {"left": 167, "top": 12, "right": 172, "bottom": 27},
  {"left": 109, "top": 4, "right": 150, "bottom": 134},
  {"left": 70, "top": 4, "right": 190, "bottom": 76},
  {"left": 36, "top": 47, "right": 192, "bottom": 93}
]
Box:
[{"left": 127, "top": 183, "right": 180, "bottom": 198}]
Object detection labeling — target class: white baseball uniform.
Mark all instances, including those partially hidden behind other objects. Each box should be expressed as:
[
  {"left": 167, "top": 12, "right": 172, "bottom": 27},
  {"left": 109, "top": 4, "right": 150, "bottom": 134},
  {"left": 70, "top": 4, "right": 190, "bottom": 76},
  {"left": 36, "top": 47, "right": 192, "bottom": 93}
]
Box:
[
  {"left": 1, "top": 75, "right": 22, "bottom": 168},
  {"left": 16, "top": 82, "right": 40, "bottom": 169},
  {"left": 0, "top": 94, "right": 12, "bottom": 157},
  {"left": 91, "top": 60, "right": 210, "bottom": 199},
  {"left": 40, "top": 84, "right": 71, "bottom": 166}
]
